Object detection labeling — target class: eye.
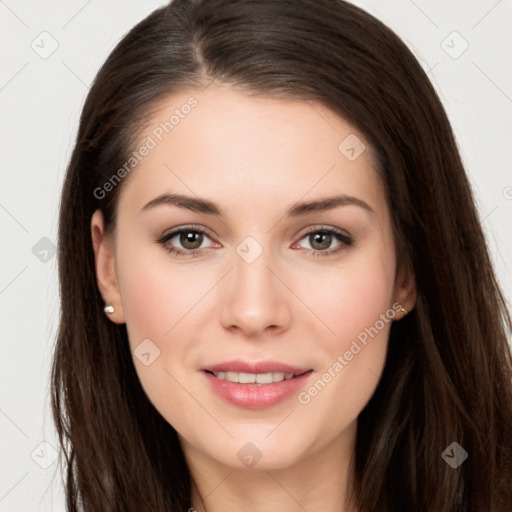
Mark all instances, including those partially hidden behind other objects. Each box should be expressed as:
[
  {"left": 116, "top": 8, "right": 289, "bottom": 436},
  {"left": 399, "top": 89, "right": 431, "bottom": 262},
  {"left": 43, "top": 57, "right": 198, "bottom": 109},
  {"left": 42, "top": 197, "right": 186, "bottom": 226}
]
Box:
[
  {"left": 294, "top": 226, "right": 354, "bottom": 257},
  {"left": 156, "top": 225, "right": 217, "bottom": 257},
  {"left": 156, "top": 224, "right": 354, "bottom": 258}
]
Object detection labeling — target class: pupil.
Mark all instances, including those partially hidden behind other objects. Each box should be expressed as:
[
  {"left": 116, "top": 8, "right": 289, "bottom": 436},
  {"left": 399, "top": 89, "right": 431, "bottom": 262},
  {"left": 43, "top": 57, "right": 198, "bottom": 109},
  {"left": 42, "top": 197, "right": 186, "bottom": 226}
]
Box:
[
  {"left": 312, "top": 232, "right": 331, "bottom": 250},
  {"left": 182, "top": 231, "right": 201, "bottom": 249}
]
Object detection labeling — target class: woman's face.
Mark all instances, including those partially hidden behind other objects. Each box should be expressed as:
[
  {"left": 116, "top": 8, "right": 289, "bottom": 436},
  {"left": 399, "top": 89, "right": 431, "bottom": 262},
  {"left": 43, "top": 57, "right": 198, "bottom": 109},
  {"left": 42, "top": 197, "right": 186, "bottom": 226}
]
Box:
[{"left": 92, "top": 84, "right": 415, "bottom": 470}]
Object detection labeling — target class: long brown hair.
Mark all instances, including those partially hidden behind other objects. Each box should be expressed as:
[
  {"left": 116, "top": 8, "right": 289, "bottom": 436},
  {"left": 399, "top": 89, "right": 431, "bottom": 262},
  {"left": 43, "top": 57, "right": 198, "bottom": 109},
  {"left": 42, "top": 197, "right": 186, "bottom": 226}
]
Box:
[{"left": 51, "top": 1, "right": 512, "bottom": 510}]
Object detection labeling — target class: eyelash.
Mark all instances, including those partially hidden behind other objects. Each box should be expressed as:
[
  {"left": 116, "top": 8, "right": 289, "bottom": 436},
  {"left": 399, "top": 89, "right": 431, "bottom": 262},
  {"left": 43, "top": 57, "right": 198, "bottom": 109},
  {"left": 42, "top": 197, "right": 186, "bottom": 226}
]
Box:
[{"left": 156, "top": 224, "right": 354, "bottom": 259}]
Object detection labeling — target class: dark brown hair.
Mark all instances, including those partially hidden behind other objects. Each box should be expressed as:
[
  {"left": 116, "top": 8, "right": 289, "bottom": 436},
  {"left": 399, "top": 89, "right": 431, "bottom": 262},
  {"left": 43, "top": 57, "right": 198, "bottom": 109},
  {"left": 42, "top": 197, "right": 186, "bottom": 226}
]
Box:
[{"left": 52, "top": 0, "right": 512, "bottom": 510}]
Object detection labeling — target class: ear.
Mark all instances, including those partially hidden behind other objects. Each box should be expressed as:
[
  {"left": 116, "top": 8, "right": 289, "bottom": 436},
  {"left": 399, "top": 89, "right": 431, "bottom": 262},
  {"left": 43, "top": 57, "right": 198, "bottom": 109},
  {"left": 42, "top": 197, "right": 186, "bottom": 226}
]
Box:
[
  {"left": 91, "top": 210, "right": 125, "bottom": 324},
  {"left": 393, "top": 260, "right": 417, "bottom": 319}
]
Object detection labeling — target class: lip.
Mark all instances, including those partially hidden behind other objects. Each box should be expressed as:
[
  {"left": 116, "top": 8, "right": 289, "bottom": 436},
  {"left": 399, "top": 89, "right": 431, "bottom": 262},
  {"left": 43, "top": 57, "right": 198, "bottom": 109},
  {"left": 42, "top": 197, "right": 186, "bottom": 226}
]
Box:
[
  {"left": 201, "top": 360, "right": 310, "bottom": 375},
  {"left": 201, "top": 360, "right": 313, "bottom": 409}
]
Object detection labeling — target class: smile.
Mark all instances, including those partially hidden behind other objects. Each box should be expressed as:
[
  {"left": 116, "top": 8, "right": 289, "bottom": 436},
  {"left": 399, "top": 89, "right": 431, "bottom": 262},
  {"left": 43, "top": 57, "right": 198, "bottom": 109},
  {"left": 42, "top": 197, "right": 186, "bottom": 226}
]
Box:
[
  {"left": 208, "top": 371, "right": 298, "bottom": 384},
  {"left": 202, "top": 365, "right": 313, "bottom": 409}
]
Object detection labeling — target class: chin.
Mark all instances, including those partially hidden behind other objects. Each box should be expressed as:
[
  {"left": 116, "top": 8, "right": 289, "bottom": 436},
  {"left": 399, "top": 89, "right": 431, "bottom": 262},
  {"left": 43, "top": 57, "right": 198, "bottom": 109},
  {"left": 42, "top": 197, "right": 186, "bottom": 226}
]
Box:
[{"left": 203, "top": 430, "right": 318, "bottom": 471}]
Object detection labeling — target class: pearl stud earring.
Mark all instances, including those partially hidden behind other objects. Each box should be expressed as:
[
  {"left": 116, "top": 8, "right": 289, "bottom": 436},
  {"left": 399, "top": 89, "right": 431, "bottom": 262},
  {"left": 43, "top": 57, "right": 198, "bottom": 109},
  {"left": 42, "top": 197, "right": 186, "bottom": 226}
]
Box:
[{"left": 104, "top": 305, "right": 115, "bottom": 315}]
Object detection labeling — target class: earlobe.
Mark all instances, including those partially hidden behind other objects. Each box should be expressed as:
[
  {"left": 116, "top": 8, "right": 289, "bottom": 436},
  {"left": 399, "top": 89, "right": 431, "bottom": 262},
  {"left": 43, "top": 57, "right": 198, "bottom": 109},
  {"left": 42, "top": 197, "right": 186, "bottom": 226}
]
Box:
[
  {"left": 90, "top": 210, "right": 125, "bottom": 324},
  {"left": 394, "top": 261, "right": 417, "bottom": 319}
]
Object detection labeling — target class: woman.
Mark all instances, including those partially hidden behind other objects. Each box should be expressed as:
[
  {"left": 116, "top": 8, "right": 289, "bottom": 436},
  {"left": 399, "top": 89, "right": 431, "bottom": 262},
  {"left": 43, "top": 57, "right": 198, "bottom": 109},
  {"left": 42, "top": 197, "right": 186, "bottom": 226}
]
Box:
[{"left": 51, "top": 0, "right": 512, "bottom": 511}]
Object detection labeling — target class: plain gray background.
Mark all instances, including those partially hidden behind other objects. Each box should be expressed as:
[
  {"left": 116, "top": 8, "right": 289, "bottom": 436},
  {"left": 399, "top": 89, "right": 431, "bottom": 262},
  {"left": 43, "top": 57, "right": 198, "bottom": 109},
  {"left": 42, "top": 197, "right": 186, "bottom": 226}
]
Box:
[{"left": 1, "top": 1, "right": 511, "bottom": 510}]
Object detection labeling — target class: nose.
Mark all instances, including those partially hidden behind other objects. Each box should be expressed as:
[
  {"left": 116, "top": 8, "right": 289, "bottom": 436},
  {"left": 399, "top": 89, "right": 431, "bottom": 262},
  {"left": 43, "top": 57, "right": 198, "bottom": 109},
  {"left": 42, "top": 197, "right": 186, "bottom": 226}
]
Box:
[{"left": 219, "top": 247, "right": 292, "bottom": 338}]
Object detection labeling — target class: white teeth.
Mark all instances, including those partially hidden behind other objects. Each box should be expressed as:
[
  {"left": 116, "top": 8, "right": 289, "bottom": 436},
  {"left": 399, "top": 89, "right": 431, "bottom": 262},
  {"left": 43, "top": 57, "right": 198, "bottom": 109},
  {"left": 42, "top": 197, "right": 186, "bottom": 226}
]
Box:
[
  {"left": 256, "top": 373, "right": 273, "bottom": 384},
  {"left": 239, "top": 372, "right": 256, "bottom": 384},
  {"left": 226, "top": 371, "right": 238, "bottom": 382},
  {"left": 212, "top": 371, "right": 296, "bottom": 384}
]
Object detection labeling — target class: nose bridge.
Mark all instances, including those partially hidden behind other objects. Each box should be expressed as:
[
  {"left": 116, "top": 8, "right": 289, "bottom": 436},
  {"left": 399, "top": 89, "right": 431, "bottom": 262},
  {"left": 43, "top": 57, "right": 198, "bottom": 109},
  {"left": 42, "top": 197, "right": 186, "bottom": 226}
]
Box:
[
  {"left": 235, "top": 243, "right": 274, "bottom": 295},
  {"left": 220, "top": 234, "right": 290, "bottom": 334}
]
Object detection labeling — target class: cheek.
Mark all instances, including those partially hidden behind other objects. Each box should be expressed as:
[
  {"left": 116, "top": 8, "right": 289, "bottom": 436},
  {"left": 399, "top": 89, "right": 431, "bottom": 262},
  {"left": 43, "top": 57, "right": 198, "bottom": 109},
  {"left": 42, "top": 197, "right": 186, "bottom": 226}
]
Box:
[
  {"left": 115, "top": 246, "right": 201, "bottom": 424},
  {"left": 302, "top": 239, "right": 396, "bottom": 416},
  {"left": 117, "top": 244, "right": 197, "bottom": 347},
  {"left": 115, "top": 241, "right": 217, "bottom": 402},
  {"left": 320, "top": 243, "right": 396, "bottom": 354}
]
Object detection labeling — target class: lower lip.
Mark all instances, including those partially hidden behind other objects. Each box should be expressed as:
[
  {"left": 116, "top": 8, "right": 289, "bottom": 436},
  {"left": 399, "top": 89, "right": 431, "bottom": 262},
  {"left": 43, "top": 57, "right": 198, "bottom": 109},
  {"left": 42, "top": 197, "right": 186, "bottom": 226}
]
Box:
[{"left": 203, "top": 370, "right": 313, "bottom": 409}]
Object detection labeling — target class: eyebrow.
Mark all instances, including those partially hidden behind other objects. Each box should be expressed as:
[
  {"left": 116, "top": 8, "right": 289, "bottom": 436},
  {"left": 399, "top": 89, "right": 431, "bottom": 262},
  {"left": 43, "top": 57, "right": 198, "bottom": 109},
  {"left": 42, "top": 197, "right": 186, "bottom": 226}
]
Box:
[{"left": 140, "top": 192, "right": 375, "bottom": 217}]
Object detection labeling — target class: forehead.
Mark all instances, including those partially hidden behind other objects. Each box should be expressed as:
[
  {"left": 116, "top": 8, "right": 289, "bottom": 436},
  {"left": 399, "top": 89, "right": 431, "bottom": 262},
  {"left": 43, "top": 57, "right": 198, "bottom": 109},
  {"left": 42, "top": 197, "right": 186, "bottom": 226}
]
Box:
[{"left": 119, "top": 84, "right": 387, "bottom": 220}]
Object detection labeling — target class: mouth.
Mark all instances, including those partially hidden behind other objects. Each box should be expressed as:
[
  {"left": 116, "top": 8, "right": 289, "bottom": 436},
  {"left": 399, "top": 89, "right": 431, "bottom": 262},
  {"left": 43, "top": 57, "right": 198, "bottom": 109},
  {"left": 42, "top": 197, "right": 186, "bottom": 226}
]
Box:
[
  {"left": 201, "top": 360, "right": 313, "bottom": 409},
  {"left": 204, "top": 369, "right": 310, "bottom": 385}
]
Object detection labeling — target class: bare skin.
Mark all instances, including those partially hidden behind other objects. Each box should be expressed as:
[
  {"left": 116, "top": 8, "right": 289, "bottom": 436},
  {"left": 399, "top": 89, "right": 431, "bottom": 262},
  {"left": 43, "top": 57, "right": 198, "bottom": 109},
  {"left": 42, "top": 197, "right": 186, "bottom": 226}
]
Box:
[{"left": 91, "top": 84, "right": 416, "bottom": 512}]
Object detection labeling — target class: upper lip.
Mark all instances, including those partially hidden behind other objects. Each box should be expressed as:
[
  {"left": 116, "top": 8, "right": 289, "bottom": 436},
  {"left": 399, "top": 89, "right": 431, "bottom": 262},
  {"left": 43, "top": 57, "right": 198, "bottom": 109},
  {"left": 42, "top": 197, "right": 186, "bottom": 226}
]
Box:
[{"left": 202, "top": 360, "right": 311, "bottom": 375}]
